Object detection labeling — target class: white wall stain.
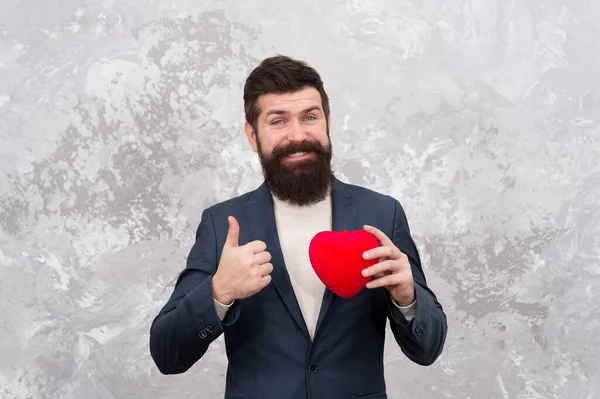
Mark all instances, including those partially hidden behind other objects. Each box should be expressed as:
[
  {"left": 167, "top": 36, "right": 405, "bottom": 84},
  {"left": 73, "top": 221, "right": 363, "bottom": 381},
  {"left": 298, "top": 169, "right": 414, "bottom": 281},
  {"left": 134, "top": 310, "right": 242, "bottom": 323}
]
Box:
[{"left": 1, "top": 1, "right": 600, "bottom": 398}]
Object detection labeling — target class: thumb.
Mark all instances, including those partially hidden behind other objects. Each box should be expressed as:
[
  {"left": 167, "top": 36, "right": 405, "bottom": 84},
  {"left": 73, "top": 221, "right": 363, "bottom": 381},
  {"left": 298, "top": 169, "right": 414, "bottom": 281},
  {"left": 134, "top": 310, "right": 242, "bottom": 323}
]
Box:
[{"left": 225, "top": 216, "right": 240, "bottom": 247}]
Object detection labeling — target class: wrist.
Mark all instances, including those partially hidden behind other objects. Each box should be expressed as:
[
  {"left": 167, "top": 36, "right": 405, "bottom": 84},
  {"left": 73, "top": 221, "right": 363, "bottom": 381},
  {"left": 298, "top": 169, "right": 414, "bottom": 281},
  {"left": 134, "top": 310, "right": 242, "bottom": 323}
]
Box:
[
  {"left": 392, "top": 290, "right": 415, "bottom": 307},
  {"left": 212, "top": 273, "right": 234, "bottom": 305}
]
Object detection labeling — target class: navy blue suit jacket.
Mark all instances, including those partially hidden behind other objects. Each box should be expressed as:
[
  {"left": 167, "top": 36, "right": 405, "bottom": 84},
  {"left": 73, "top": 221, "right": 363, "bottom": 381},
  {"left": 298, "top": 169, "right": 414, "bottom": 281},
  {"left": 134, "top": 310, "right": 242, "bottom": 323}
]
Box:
[{"left": 150, "top": 176, "right": 447, "bottom": 398}]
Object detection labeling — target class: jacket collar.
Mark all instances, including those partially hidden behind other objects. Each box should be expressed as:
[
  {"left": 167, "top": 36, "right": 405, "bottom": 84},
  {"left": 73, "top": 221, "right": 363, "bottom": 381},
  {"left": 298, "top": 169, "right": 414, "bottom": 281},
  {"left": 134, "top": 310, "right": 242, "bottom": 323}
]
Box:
[{"left": 244, "top": 174, "right": 359, "bottom": 340}]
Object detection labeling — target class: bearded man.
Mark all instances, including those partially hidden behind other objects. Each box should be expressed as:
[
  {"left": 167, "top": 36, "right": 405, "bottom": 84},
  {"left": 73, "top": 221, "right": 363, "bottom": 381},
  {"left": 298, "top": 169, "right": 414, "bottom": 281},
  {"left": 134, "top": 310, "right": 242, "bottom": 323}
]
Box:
[{"left": 150, "top": 55, "right": 448, "bottom": 399}]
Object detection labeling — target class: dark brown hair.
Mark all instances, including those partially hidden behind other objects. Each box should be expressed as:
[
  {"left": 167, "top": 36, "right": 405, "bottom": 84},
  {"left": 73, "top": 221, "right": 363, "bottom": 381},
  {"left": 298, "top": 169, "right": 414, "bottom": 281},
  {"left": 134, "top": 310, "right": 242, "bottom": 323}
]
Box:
[{"left": 243, "top": 55, "right": 330, "bottom": 132}]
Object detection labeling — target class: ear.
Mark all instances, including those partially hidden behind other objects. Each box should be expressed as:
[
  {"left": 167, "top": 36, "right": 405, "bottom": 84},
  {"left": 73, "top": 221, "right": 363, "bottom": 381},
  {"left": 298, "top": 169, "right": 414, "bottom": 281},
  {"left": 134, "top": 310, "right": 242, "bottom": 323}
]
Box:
[{"left": 244, "top": 121, "right": 258, "bottom": 152}]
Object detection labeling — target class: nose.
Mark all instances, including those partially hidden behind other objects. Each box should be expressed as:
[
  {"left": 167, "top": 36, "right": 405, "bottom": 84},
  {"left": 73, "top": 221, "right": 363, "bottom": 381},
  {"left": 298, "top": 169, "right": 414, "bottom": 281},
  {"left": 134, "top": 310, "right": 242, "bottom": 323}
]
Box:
[{"left": 287, "top": 120, "right": 308, "bottom": 142}]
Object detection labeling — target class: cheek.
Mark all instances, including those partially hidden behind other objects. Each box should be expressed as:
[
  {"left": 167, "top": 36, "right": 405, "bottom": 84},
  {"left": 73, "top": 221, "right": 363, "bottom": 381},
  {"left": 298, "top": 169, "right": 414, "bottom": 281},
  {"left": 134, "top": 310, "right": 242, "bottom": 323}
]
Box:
[
  {"left": 311, "top": 132, "right": 329, "bottom": 147},
  {"left": 259, "top": 136, "right": 284, "bottom": 156},
  {"left": 311, "top": 122, "right": 329, "bottom": 141}
]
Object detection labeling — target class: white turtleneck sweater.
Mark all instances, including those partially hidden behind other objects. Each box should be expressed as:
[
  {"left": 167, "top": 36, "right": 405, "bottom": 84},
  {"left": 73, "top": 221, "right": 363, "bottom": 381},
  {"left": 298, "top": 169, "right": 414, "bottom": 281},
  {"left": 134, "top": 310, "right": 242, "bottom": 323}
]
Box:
[{"left": 213, "top": 190, "right": 416, "bottom": 339}]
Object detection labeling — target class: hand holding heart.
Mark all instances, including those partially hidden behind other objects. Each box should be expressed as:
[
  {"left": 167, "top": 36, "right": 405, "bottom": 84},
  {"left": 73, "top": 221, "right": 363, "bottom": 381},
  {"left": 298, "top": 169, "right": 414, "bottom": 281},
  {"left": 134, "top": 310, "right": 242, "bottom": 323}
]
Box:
[
  {"left": 308, "top": 225, "right": 415, "bottom": 306},
  {"left": 361, "top": 225, "right": 415, "bottom": 306}
]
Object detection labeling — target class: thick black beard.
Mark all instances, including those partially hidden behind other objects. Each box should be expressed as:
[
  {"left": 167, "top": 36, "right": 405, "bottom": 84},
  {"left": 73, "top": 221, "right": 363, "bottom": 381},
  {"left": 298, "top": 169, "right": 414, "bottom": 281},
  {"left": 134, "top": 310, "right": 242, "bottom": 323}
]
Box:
[{"left": 257, "top": 136, "right": 333, "bottom": 206}]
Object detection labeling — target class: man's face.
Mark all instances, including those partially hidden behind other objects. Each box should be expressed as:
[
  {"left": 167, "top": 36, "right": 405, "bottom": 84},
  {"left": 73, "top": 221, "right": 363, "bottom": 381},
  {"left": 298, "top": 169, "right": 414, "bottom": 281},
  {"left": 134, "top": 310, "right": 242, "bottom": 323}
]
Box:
[{"left": 244, "top": 87, "right": 333, "bottom": 206}]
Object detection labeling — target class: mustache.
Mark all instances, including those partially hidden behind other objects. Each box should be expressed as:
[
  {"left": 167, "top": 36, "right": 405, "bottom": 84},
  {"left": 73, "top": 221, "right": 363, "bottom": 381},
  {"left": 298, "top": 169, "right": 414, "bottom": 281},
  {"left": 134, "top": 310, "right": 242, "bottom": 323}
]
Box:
[{"left": 271, "top": 141, "right": 328, "bottom": 159}]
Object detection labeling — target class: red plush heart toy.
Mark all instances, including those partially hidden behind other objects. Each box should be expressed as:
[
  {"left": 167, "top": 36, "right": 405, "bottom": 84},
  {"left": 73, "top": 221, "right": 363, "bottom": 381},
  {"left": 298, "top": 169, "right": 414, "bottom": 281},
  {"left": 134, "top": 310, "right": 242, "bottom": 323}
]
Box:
[{"left": 308, "top": 229, "right": 380, "bottom": 298}]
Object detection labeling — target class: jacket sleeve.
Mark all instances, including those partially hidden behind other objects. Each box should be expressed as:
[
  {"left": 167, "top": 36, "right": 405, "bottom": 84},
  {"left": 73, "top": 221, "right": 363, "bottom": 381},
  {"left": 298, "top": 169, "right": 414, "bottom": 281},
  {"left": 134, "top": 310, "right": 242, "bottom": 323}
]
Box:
[
  {"left": 149, "top": 208, "right": 241, "bottom": 374},
  {"left": 386, "top": 199, "right": 448, "bottom": 366}
]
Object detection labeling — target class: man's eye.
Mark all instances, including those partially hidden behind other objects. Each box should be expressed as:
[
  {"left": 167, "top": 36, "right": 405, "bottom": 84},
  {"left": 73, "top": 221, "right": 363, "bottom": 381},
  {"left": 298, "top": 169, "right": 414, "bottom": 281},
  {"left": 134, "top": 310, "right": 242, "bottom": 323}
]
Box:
[
  {"left": 272, "top": 120, "right": 284, "bottom": 125},
  {"left": 304, "top": 115, "right": 316, "bottom": 121}
]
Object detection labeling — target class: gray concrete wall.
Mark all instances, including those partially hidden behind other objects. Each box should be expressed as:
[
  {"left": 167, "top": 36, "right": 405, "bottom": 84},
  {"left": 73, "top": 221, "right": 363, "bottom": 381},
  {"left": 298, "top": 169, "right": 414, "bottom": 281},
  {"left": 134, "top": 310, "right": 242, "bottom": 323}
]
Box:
[{"left": 1, "top": 1, "right": 599, "bottom": 398}]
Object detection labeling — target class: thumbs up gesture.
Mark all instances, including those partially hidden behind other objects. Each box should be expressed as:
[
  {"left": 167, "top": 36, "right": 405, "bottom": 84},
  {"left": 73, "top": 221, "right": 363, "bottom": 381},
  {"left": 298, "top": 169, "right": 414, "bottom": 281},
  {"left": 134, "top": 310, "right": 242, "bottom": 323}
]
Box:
[{"left": 212, "top": 216, "right": 273, "bottom": 304}]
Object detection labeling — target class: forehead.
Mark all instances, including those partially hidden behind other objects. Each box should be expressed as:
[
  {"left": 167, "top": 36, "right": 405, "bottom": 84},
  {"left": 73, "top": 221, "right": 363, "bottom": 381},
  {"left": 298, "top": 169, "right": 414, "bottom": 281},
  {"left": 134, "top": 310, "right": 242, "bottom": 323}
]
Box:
[{"left": 258, "top": 87, "right": 322, "bottom": 117}]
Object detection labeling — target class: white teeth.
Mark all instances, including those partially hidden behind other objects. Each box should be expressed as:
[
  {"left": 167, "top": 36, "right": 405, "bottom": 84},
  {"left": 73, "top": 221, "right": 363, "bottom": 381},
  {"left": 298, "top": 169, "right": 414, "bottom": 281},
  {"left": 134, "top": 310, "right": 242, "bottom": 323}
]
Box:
[{"left": 288, "top": 152, "right": 308, "bottom": 158}]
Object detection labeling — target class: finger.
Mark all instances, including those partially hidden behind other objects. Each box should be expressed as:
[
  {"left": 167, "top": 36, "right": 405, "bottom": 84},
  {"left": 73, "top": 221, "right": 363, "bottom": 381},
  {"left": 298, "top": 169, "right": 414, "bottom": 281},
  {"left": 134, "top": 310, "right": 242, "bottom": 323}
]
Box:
[
  {"left": 372, "top": 271, "right": 387, "bottom": 280},
  {"left": 362, "top": 245, "right": 401, "bottom": 261},
  {"left": 258, "top": 274, "right": 272, "bottom": 289},
  {"left": 256, "top": 262, "right": 273, "bottom": 276},
  {"left": 244, "top": 240, "right": 267, "bottom": 254},
  {"left": 363, "top": 224, "right": 394, "bottom": 246},
  {"left": 224, "top": 216, "right": 240, "bottom": 248},
  {"left": 361, "top": 259, "right": 400, "bottom": 277},
  {"left": 253, "top": 251, "right": 272, "bottom": 265},
  {"left": 366, "top": 272, "right": 407, "bottom": 289}
]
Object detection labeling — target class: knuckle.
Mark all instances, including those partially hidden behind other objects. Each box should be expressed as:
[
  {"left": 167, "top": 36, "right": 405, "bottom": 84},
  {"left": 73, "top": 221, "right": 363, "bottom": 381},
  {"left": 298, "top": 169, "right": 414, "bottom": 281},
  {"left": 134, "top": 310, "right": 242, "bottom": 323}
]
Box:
[{"left": 398, "top": 279, "right": 410, "bottom": 288}]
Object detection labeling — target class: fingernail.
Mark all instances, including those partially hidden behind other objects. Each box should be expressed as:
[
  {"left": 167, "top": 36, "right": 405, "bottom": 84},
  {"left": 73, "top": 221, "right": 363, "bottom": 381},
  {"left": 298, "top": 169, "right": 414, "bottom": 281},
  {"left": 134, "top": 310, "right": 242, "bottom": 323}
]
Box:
[
  {"left": 362, "top": 269, "right": 369, "bottom": 276},
  {"left": 363, "top": 251, "right": 368, "bottom": 259}
]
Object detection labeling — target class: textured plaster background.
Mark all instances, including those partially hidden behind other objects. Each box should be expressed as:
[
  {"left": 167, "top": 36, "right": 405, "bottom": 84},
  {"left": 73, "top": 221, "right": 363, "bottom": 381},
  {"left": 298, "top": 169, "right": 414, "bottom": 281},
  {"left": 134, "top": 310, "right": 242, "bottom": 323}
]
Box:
[{"left": 1, "top": 1, "right": 600, "bottom": 398}]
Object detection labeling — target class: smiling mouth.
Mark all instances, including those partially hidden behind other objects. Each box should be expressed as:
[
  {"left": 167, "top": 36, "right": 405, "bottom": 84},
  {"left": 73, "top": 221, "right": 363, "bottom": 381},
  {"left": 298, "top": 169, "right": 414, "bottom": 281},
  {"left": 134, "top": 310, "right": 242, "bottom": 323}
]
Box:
[
  {"left": 289, "top": 151, "right": 307, "bottom": 157},
  {"left": 284, "top": 151, "right": 313, "bottom": 159}
]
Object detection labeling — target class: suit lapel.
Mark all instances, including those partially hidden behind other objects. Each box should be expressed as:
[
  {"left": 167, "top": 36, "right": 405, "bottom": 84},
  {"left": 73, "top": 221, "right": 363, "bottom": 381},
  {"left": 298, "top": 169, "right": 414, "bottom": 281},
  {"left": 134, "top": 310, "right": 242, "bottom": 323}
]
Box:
[
  {"left": 244, "top": 182, "right": 310, "bottom": 339},
  {"left": 313, "top": 176, "right": 359, "bottom": 339},
  {"left": 244, "top": 176, "right": 359, "bottom": 341}
]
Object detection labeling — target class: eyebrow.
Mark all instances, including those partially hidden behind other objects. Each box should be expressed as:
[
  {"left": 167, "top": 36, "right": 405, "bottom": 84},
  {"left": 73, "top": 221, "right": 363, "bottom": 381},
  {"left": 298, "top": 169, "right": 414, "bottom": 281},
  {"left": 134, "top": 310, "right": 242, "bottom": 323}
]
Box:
[{"left": 265, "top": 106, "right": 322, "bottom": 118}]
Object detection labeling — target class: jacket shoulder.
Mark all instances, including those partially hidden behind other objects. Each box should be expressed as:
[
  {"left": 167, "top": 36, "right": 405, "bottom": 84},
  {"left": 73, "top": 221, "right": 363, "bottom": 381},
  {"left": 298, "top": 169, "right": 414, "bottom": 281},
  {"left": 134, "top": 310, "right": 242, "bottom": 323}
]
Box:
[
  {"left": 204, "top": 188, "right": 256, "bottom": 215},
  {"left": 338, "top": 180, "right": 409, "bottom": 230},
  {"left": 340, "top": 180, "right": 398, "bottom": 206}
]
